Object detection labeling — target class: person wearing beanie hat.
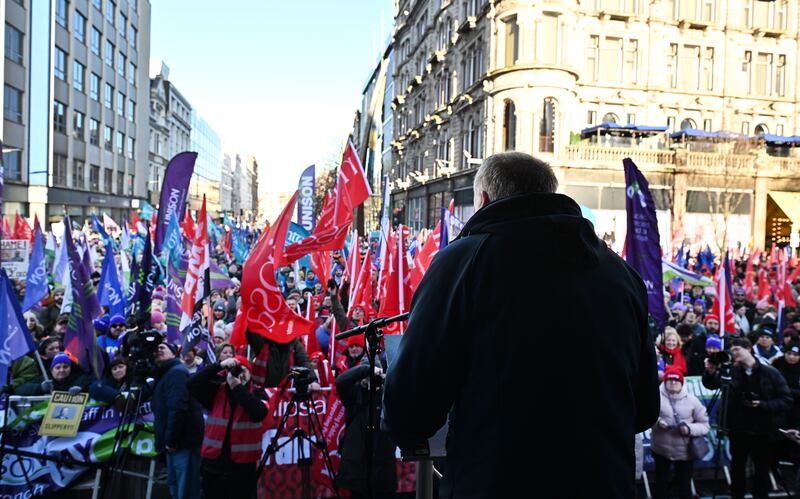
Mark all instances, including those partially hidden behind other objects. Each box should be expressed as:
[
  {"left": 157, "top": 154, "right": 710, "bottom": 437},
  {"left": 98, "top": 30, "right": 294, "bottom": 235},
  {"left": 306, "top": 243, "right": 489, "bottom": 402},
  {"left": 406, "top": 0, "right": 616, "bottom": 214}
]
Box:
[
  {"left": 703, "top": 313, "right": 721, "bottom": 338},
  {"left": 89, "top": 357, "right": 133, "bottom": 408},
  {"left": 754, "top": 325, "right": 782, "bottom": 365},
  {"left": 705, "top": 335, "right": 723, "bottom": 355},
  {"left": 650, "top": 365, "right": 709, "bottom": 499},
  {"left": 212, "top": 321, "right": 227, "bottom": 347},
  {"left": 703, "top": 337, "right": 793, "bottom": 498},
  {"left": 13, "top": 351, "right": 92, "bottom": 396},
  {"left": 212, "top": 299, "right": 226, "bottom": 323},
  {"left": 98, "top": 314, "right": 127, "bottom": 360},
  {"left": 151, "top": 311, "right": 167, "bottom": 335},
  {"left": 782, "top": 327, "right": 800, "bottom": 347},
  {"left": 93, "top": 315, "right": 110, "bottom": 336},
  {"left": 774, "top": 340, "right": 800, "bottom": 429},
  {"left": 336, "top": 334, "right": 366, "bottom": 374},
  {"left": 186, "top": 346, "right": 269, "bottom": 499},
  {"left": 151, "top": 341, "right": 203, "bottom": 499}
]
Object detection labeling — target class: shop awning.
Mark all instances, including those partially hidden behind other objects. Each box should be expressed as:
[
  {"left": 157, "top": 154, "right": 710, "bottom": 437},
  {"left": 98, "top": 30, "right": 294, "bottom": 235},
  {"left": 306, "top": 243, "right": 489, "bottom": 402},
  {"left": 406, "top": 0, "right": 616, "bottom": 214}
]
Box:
[
  {"left": 769, "top": 191, "right": 800, "bottom": 225},
  {"left": 669, "top": 128, "right": 752, "bottom": 141},
  {"left": 580, "top": 123, "right": 669, "bottom": 139},
  {"left": 761, "top": 134, "right": 800, "bottom": 146}
]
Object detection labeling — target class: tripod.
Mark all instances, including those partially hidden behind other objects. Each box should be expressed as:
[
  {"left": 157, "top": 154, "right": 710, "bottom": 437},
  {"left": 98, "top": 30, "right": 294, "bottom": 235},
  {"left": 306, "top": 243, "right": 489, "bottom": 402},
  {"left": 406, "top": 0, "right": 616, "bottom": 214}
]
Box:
[
  {"left": 0, "top": 373, "right": 35, "bottom": 493},
  {"left": 255, "top": 382, "right": 340, "bottom": 499},
  {"left": 102, "top": 382, "right": 146, "bottom": 499},
  {"left": 706, "top": 365, "right": 731, "bottom": 499}
]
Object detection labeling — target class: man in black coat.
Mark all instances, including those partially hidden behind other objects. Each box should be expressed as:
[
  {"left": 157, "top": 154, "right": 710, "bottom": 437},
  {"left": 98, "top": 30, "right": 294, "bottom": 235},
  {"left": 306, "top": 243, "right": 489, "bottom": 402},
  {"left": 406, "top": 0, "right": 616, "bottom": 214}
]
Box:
[
  {"left": 703, "top": 337, "right": 792, "bottom": 498},
  {"left": 151, "top": 342, "right": 204, "bottom": 499},
  {"left": 383, "top": 152, "right": 660, "bottom": 499}
]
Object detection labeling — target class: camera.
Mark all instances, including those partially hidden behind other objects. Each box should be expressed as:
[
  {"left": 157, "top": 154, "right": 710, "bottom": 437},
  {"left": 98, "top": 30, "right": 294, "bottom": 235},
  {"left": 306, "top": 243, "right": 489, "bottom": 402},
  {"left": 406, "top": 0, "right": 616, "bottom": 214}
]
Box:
[
  {"left": 708, "top": 350, "right": 732, "bottom": 366},
  {"left": 123, "top": 328, "right": 163, "bottom": 379},
  {"left": 743, "top": 391, "right": 760, "bottom": 402},
  {"left": 229, "top": 364, "right": 244, "bottom": 378},
  {"left": 289, "top": 366, "right": 316, "bottom": 400}
]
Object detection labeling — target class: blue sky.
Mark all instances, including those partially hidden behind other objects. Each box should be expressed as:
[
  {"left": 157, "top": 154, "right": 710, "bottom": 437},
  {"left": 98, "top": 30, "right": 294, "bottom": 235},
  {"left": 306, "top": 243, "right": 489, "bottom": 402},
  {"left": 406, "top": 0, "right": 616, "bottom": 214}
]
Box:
[{"left": 150, "top": 0, "right": 393, "bottom": 194}]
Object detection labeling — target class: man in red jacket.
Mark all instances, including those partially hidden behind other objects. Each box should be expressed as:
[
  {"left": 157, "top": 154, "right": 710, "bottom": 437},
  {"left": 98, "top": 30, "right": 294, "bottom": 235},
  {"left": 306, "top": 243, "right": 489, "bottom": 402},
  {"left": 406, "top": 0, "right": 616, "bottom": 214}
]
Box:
[{"left": 187, "top": 355, "right": 269, "bottom": 499}]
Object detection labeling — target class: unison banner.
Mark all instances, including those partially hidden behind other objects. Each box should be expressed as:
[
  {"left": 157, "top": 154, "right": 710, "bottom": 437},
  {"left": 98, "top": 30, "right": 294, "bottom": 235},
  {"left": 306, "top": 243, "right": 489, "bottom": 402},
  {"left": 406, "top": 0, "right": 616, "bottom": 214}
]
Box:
[
  {"left": 297, "top": 165, "right": 316, "bottom": 232},
  {"left": 154, "top": 152, "right": 198, "bottom": 255},
  {"left": 623, "top": 158, "right": 666, "bottom": 332}
]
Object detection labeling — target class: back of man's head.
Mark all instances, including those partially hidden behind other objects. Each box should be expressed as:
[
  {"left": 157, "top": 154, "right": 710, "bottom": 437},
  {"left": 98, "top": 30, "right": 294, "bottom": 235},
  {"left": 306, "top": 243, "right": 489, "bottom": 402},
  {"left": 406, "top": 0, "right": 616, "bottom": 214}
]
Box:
[{"left": 473, "top": 152, "right": 558, "bottom": 208}]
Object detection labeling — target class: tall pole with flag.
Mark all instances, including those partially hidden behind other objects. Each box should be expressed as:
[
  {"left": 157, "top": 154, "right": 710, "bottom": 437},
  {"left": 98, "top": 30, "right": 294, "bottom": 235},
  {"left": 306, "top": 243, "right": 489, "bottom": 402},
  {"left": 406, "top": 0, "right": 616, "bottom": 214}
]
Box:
[{"left": 180, "top": 195, "right": 213, "bottom": 361}]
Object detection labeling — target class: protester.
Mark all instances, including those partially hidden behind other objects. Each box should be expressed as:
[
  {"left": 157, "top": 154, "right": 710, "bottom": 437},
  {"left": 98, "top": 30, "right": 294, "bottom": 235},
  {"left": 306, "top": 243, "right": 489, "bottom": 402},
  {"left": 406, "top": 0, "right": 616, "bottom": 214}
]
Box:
[
  {"left": 703, "top": 337, "right": 792, "bottom": 498},
  {"left": 659, "top": 328, "right": 688, "bottom": 375},
  {"left": 245, "top": 330, "right": 318, "bottom": 389},
  {"left": 23, "top": 311, "right": 45, "bottom": 340},
  {"left": 151, "top": 342, "right": 204, "bottom": 499},
  {"left": 97, "top": 314, "right": 127, "bottom": 360},
  {"left": 188, "top": 355, "right": 269, "bottom": 499},
  {"left": 774, "top": 341, "right": 800, "bottom": 428},
  {"left": 37, "top": 336, "right": 64, "bottom": 371},
  {"left": 89, "top": 357, "right": 134, "bottom": 408},
  {"left": 38, "top": 287, "right": 64, "bottom": 332},
  {"left": 336, "top": 335, "right": 366, "bottom": 374},
  {"left": 754, "top": 326, "right": 782, "bottom": 365},
  {"left": 14, "top": 352, "right": 91, "bottom": 395},
  {"left": 215, "top": 343, "right": 236, "bottom": 363},
  {"left": 384, "top": 152, "right": 659, "bottom": 498},
  {"left": 181, "top": 347, "right": 204, "bottom": 375},
  {"left": 650, "top": 366, "right": 710, "bottom": 499}
]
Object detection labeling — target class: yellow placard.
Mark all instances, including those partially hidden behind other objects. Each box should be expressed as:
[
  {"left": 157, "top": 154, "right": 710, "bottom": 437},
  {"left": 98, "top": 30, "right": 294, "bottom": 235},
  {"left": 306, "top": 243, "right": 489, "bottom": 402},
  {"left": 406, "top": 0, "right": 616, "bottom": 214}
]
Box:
[{"left": 38, "top": 391, "right": 88, "bottom": 437}]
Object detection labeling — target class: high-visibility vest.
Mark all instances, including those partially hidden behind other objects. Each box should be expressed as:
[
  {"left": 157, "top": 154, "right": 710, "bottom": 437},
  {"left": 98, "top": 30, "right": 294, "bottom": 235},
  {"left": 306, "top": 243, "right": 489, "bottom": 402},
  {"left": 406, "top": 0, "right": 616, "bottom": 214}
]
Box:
[{"left": 200, "top": 384, "right": 266, "bottom": 463}]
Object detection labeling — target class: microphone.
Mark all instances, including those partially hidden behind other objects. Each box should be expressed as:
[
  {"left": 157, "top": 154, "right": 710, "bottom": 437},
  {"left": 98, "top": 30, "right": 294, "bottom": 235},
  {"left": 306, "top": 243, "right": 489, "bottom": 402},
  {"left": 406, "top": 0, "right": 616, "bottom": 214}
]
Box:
[{"left": 335, "top": 312, "right": 410, "bottom": 340}]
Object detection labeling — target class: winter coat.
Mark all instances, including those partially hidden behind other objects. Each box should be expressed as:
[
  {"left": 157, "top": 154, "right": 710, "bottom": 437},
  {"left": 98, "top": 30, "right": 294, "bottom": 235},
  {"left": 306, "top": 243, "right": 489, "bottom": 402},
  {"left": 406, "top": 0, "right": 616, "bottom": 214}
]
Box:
[
  {"left": 88, "top": 377, "right": 126, "bottom": 405},
  {"left": 335, "top": 364, "right": 397, "bottom": 494},
  {"left": 772, "top": 356, "right": 800, "bottom": 427},
  {"left": 703, "top": 361, "right": 792, "bottom": 439},
  {"left": 14, "top": 368, "right": 93, "bottom": 396},
  {"left": 150, "top": 358, "right": 204, "bottom": 453},
  {"left": 10, "top": 355, "right": 40, "bottom": 389},
  {"left": 383, "top": 193, "right": 660, "bottom": 499},
  {"left": 245, "top": 332, "right": 313, "bottom": 387},
  {"left": 660, "top": 345, "right": 688, "bottom": 375},
  {"left": 650, "top": 384, "right": 710, "bottom": 461},
  {"left": 681, "top": 333, "right": 708, "bottom": 376}
]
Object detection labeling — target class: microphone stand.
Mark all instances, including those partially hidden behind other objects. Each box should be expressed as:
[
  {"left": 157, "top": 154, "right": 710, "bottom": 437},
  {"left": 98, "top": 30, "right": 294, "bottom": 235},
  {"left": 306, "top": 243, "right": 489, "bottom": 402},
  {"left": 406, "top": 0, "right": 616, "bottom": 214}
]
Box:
[{"left": 337, "top": 312, "right": 408, "bottom": 499}]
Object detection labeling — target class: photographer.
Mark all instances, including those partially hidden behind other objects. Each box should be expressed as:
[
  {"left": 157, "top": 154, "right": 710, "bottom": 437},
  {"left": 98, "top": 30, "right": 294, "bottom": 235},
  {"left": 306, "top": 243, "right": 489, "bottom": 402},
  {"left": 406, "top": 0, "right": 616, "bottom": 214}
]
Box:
[
  {"left": 188, "top": 355, "right": 269, "bottom": 499},
  {"left": 335, "top": 360, "right": 397, "bottom": 499},
  {"left": 703, "top": 337, "right": 792, "bottom": 498},
  {"left": 89, "top": 357, "right": 137, "bottom": 408},
  {"left": 245, "top": 329, "right": 318, "bottom": 389}
]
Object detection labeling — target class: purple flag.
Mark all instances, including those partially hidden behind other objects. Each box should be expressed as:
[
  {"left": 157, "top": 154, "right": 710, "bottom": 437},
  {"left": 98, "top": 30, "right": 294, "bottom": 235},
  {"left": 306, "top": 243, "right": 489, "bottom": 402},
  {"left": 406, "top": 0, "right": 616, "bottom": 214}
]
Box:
[
  {"left": 165, "top": 261, "right": 183, "bottom": 344},
  {"left": 155, "top": 152, "right": 197, "bottom": 255},
  {"left": 63, "top": 217, "right": 104, "bottom": 377},
  {"left": 297, "top": 165, "right": 316, "bottom": 232},
  {"left": 623, "top": 158, "right": 666, "bottom": 332}
]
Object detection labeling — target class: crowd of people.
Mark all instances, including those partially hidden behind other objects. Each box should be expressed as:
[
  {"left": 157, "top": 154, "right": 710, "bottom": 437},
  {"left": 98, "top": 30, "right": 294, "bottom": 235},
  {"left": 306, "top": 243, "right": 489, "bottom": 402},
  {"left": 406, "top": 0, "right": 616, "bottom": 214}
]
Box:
[
  {"left": 653, "top": 253, "right": 800, "bottom": 499},
  {"left": 3, "top": 229, "right": 398, "bottom": 498}
]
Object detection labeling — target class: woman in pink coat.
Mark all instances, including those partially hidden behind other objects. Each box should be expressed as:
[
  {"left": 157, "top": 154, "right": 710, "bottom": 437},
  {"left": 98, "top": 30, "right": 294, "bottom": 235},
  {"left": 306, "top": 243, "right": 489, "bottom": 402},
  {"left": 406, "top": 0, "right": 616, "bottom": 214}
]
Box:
[{"left": 650, "top": 366, "right": 710, "bottom": 499}]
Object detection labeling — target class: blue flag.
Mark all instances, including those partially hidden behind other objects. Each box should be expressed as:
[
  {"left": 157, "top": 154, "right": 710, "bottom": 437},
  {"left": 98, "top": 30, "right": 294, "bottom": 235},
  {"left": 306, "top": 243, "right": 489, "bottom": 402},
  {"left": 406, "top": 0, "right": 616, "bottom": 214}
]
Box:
[
  {"left": 126, "top": 249, "right": 139, "bottom": 316},
  {"left": 98, "top": 243, "right": 126, "bottom": 317},
  {"left": 439, "top": 208, "right": 464, "bottom": 250},
  {"left": 22, "top": 222, "right": 48, "bottom": 312},
  {"left": 63, "top": 216, "right": 104, "bottom": 377},
  {"left": 0, "top": 268, "right": 36, "bottom": 383},
  {"left": 161, "top": 210, "right": 184, "bottom": 268},
  {"left": 623, "top": 158, "right": 666, "bottom": 333},
  {"left": 232, "top": 228, "right": 248, "bottom": 265},
  {"left": 223, "top": 213, "right": 234, "bottom": 229},
  {"left": 135, "top": 229, "right": 155, "bottom": 328},
  {"left": 91, "top": 213, "right": 110, "bottom": 241}
]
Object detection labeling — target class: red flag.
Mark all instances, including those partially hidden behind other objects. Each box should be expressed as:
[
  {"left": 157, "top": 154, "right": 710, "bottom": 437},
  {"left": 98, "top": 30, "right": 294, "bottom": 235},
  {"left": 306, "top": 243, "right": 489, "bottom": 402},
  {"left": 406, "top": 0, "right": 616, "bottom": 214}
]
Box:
[
  {"left": 222, "top": 229, "right": 232, "bottom": 258},
  {"left": 378, "top": 226, "right": 412, "bottom": 334},
  {"left": 711, "top": 252, "right": 736, "bottom": 334},
  {"left": 0, "top": 217, "right": 11, "bottom": 238},
  {"left": 240, "top": 192, "right": 313, "bottom": 344},
  {"left": 744, "top": 251, "right": 757, "bottom": 300},
  {"left": 768, "top": 242, "right": 778, "bottom": 267},
  {"left": 311, "top": 388, "right": 346, "bottom": 490},
  {"left": 181, "top": 210, "right": 195, "bottom": 241},
  {"left": 31, "top": 214, "right": 40, "bottom": 244},
  {"left": 230, "top": 308, "right": 247, "bottom": 348},
  {"left": 410, "top": 225, "right": 441, "bottom": 293},
  {"left": 13, "top": 211, "right": 31, "bottom": 240},
  {"left": 304, "top": 295, "right": 322, "bottom": 356},
  {"left": 349, "top": 251, "right": 375, "bottom": 317},
  {"left": 180, "top": 197, "right": 210, "bottom": 329},
  {"left": 337, "top": 139, "right": 372, "bottom": 211},
  {"left": 758, "top": 268, "right": 770, "bottom": 302},
  {"left": 783, "top": 281, "right": 797, "bottom": 307},
  {"left": 311, "top": 250, "right": 331, "bottom": 287}
]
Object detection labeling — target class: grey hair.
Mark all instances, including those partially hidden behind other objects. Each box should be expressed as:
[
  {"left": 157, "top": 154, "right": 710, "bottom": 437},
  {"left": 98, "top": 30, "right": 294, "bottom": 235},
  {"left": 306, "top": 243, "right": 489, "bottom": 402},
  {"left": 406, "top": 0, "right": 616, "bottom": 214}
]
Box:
[{"left": 473, "top": 152, "right": 558, "bottom": 200}]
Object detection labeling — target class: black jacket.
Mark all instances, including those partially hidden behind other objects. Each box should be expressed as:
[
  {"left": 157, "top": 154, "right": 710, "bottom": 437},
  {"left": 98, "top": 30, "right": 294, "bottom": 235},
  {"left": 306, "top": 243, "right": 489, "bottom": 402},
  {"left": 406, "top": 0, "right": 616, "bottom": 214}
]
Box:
[
  {"left": 335, "top": 364, "right": 397, "bottom": 494},
  {"left": 150, "top": 358, "right": 204, "bottom": 453},
  {"left": 245, "top": 332, "right": 314, "bottom": 387},
  {"left": 383, "top": 193, "right": 659, "bottom": 499},
  {"left": 703, "top": 360, "right": 792, "bottom": 438},
  {"left": 773, "top": 357, "right": 800, "bottom": 427},
  {"left": 683, "top": 333, "right": 708, "bottom": 376}
]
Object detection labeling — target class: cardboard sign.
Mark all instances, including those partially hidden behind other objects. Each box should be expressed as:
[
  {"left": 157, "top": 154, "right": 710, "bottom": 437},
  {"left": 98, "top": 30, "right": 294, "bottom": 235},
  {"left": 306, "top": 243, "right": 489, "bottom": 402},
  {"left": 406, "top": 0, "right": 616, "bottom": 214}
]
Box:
[
  {"left": 38, "top": 391, "right": 88, "bottom": 437},
  {"left": 0, "top": 239, "right": 29, "bottom": 280}
]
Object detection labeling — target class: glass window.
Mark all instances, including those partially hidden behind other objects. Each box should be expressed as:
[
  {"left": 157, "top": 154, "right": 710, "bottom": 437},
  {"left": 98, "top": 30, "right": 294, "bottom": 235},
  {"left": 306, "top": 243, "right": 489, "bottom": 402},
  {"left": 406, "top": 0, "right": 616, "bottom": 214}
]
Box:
[
  {"left": 127, "top": 174, "right": 134, "bottom": 196},
  {"left": 678, "top": 45, "right": 700, "bottom": 90},
  {"left": 539, "top": 98, "right": 556, "bottom": 153},
  {"left": 776, "top": 54, "right": 786, "bottom": 96},
  {"left": 116, "top": 131, "right": 124, "bottom": 154},
  {"left": 624, "top": 39, "right": 638, "bottom": 84},
  {"left": 53, "top": 155, "right": 68, "bottom": 187},
  {"left": 89, "top": 118, "right": 100, "bottom": 145},
  {"left": 55, "top": 47, "right": 67, "bottom": 80},
  {"left": 4, "top": 85, "right": 23, "bottom": 123},
  {"left": 74, "top": 11, "right": 86, "bottom": 43},
  {"left": 73, "top": 110, "right": 84, "bottom": 140},
  {"left": 119, "top": 14, "right": 126, "bottom": 38},
  {"left": 117, "top": 92, "right": 125, "bottom": 116},
  {"left": 502, "top": 100, "right": 516, "bottom": 150},
  {"left": 600, "top": 37, "right": 622, "bottom": 82},
  {"left": 90, "top": 164, "right": 100, "bottom": 191},
  {"left": 584, "top": 35, "right": 599, "bottom": 82},
  {"left": 127, "top": 136, "right": 134, "bottom": 159},
  {"left": 118, "top": 52, "right": 125, "bottom": 77},
  {"left": 540, "top": 13, "right": 559, "bottom": 65},
  {"left": 104, "top": 168, "right": 113, "bottom": 192},
  {"left": 131, "top": 26, "right": 137, "bottom": 49},
  {"left": 4, "top": 151, "right": 22, "bottom": 182},
  {"left": 129, "top": 62, "right": 136, "bottom": 86},
  {"left": 106, "top": 0, "right": 115, "bottom": 24},
  {"left": 72, "top": 160, "right": 84, "bottom": 189},
  {"left": 104, "top": 126, "right": 113, "bottom": 151},
  {"left": 72, "top": 60, "right": 85, "bottom": 92},
  {"left": 104, "top": 83, "right": 113, "bottom": 108},
  {"left": 117, "top": 170, "right": 124, "bottom": 194},
  {"left": 91, "top": 27, "right": 101, "bottom": 55},
  {"left": 90, "top": 73, "right": 100, "bottom": 100},
  {"left": 105, "top": 40, "right": 114, "bottom": 67},
  {"left": 131, "top": 0, "right": 137, "bottom": 11},
  {"left": 53, "top": 101, "right": 67, "bottom": 133},
  {"left": 56, "top": 0, "right": 68, "bottom": 27},
  {"left": 504, "top": 16, "right": 518, "bottom": 67},
  {"left": 92, "top": 0, "right": 101, "bottom": 11},
  {"left": 5, "top": 24, "right": 23, "bottom": 63},
  {"left": 127, "top": 99, "right": 135, "bottom": 121}
]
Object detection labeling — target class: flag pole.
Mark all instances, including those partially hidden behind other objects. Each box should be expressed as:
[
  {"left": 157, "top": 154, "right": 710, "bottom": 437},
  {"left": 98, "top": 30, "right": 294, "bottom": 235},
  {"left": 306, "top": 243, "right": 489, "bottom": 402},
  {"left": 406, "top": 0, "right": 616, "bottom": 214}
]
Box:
[{"left": 398, "top": 226, "right": 405, "bottom": 335}]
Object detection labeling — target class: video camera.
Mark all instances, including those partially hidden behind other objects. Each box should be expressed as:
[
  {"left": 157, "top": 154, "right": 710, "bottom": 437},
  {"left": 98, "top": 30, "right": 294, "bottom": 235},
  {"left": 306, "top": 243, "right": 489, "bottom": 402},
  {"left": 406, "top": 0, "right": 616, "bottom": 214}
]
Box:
[
  {"left": 289, "top": 366, "right": 316, "bottom": 400},
  {"left": 708, "top": 350, "right": 732, "bottom": 367},
  {"left": 122, "top": 329, "right": 163, "bottom": 379}
]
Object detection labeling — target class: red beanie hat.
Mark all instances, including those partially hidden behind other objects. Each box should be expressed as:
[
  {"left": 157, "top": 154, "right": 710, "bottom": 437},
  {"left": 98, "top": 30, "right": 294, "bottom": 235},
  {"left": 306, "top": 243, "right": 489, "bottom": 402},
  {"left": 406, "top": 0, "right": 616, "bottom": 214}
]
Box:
[
  {"left": 234, "top": 355, "right": 252, "bottom": 372},
  {"left": 664, "top": 366, "right": 684, "bottom": 384},
  {"left": 346, "top": 335, "right": 365, "bottom": 348},
  {"left": 704, "top": 313, "right": 720, "bottom": 325}
]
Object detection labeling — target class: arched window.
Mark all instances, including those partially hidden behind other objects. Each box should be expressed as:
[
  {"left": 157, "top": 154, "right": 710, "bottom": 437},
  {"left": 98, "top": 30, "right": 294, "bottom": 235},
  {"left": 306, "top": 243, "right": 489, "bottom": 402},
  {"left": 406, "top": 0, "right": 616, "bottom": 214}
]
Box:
[
  {"left": 754, "top": 124, "right": 768, "bottom": 135},
  {"left": 680, "top": 118, "right": 696, "bottom": 130},
  {"left": 502, "top": 100, "right": 517, "bottom": 151},
  {"left": 540, "top": 98, "right": 556, "bottom": 153},
  {"left": 601, "top": 112, "right": 618, "bottom": 124}
]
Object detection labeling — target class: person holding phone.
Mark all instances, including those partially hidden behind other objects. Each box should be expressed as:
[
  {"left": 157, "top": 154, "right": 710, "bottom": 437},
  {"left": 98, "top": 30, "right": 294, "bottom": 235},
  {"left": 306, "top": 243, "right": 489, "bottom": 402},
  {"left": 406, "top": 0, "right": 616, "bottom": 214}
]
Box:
[{"left": 703, "top": 337, "right": 792, "bottom": 498}]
